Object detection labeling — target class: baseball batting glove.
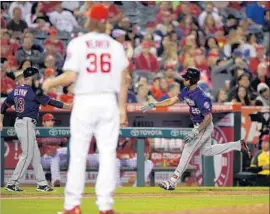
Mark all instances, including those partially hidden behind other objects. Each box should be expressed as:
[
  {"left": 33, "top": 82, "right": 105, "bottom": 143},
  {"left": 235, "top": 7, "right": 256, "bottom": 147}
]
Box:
[
  {"left": 183, "top": 128, "right": 199, "bottom": 144},
  {"left": 141, "top": 103, "right": 156, "bottom": 112}
]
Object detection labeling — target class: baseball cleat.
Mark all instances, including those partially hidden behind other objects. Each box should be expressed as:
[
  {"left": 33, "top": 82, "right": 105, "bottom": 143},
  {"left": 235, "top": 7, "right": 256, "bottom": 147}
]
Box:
[
  {"left": 36, "top": 185, "right": 54, "bottom": 192},
  {"left": 5, "top": 184, "right": 23, "bottom": 192},
  {"left": 240, "top": 139, "right": 251, "bottom": 158},
  {"left": 100, "top": 210, "right": 115, "bottom": 214},
  {"left": 58, "top": 206, "right": 82, "bottom": 214},
  {"left": 158, "top": 180, "right": 176, "bottom": 191}
]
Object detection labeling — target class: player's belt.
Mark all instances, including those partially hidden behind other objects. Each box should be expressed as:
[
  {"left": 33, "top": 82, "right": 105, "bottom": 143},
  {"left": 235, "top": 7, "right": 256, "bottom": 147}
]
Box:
[{"left": 17, "top": 117, "right": 37, "bottom": 125}]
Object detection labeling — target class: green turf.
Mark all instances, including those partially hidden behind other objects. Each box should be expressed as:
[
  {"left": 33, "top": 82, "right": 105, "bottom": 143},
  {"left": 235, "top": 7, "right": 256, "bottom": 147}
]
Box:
[
  {"left": 1, "top": 186, "right": 269, "bottom": 195},
  {"left": 1, "top": 187, "right": 269, "bottom": 214}
]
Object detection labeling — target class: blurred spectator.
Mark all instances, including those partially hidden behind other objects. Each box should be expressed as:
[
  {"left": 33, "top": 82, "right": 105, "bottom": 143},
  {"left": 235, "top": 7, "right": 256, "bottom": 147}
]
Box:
[
  {"left": 145, "top": 21, "right": 162, "bottom": 49},
  {"left": 249, "top": 45, "right": 266, "bottom": 74},
  {"left": 43, "top": 41, "right": 63, "bottom": 69},
  {"left": 215, "top": 88, "right": 228, "bottom": 103},
  {"left": 156, "top": 11, "right": 173, "bottom": 37},
  {"left": 246, "top": 2, "right": 267, "bottom": 26},
  {"left": 37, "top": 113, "right": 68, "bottom": 187},
  {"left": 24, "top": 31, "right": 44, "bottom": 53},
  {"left": 61, "top": 1, "right": 80, "bottom": 12},
  {"left": 13, "top": 59, "right": 32, "bottom": 79},
  {"left": 224, "top": 29, "right": 247, "bottom": 58},
  {"left": 228, "top": 73, "right": 251, "bottom": 101},
  {"left": 1, "top": 64, "right": 16, "bottom": 97},
  {"left": 136, "top": 84, "right": 156, "bottom": 105},
  {"left": 33, "top": 15, "right": 51, "bottom": 32},
  {"left": 160, "top": 38, "right": 178, "bottom": 68},
  {"left": 243, "top": 33, "right": 257, "bottom": 59},
  {"left": 7, "top": 7, "right": 28, "bottom": 38},
  {"left": 159, "top": 77, "right": 169, "bottom": 95},
  {"left": 251, "top": 62, "right": 270, "bottom": 92},
  {"left": 249, "top": 135, "right": 270, "bottom": 186},
  {"left": 103, "top": 1, "right": 124, "bottom": 25},
  {"left": 174, "top": 2, "right": 201, "bottom": 19},
  {"left": 0, "top": 9, "right": 6, "bottom": 28},
  {"left": 25, "top": 2, "right": 50, "bottom": 29},
  {"left": 40, "top": 2, "right": 60, "bottom": 14},
  {"left": 43, "top": 54, "right": 63, "bottom": 76},
  {"left": 255, "top": 83, "right": 270, "bottom": 106},
  {"left": 203, "top": 14, "right": 219, "bottom": 35},
  {"left": 159, "top": 82, "right": 180, "bottom": 101},
  {"left": 44, "top": 28, "right": 65, "bottom": 57},
  {"left": 135, "top": 40, "right": 159, "bottom": 73},
  {"left": 231, "top": 86, "right": 251, "bottom": 106},
  {"left": 48, "top": 2, "right": 79, "bottom": 32},
  {"left": 230, "top": 67, "right": 246, "bottom": 89},
  {"left": 204, "top": 36, "right": 219, "bottom": 55},
  {"left": 150, "top": 77, "right": 163, "bottom": 100},
  {"left": 126, "top": 72, "right": 137, "bottom": 103},
  {"left": 15, "top": 37, "right": 43, "bottom": 67},
  {"left": 112, "top": 29, "right": 133, "bottom": 59},
  {"left": 134, "top": 33, "right": 157, "bottom": 57},
  {"left": 215, "top": 26, "right": 226, "bottom": 48},
  {"left": 198, "top": 2, "right": 222, "bottom": 28},
  {"left": 60, "top": 84, "right": 74, "bottom": 104},
  {"left": 163, "top": 64, "right": 183, "bottom": 87},
  {"left": 1, "top": 57, "right": 15, "bottom": 80},
  {"left": 8, "top": 1, "right": 32, "bottom": 20}
]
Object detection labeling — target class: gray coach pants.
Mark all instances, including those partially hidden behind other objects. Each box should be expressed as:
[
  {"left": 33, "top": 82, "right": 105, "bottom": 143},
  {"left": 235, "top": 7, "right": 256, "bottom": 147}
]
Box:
[{"left": 7, "top": 117, "right": 47, "bottom": 186}]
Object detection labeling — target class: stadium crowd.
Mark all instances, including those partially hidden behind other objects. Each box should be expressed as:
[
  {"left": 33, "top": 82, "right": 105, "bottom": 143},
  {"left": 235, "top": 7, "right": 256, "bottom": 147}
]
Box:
[{"left": 1, "top": 1, "right": 270, "bottom": 106}]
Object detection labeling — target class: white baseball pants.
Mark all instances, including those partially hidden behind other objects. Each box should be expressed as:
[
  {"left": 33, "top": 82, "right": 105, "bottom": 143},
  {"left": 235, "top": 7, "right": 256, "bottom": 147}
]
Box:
[
  {"left": 64, "top": 94, "right": 119, "bottom": 212},
  {"left": 174, "top": 122, "right": 241, "bottom": 178},
  {"left": 41, "top": 147, "right": 68, "bottom": 184}
]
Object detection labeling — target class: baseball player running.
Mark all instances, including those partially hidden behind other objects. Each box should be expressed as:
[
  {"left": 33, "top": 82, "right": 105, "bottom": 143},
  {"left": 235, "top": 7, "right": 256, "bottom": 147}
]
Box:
[
  {"left": 42, "top": 4, "right": 129, "bottom": 214},
  {"left": 0, "top": 67, "right": 72, "bottom": 192},
  {"left": 142, "top": 67, "right": 251, "bottom": 190}
]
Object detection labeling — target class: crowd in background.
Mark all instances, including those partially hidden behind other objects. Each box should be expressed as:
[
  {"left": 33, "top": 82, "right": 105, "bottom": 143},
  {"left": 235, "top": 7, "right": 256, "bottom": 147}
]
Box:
[{"left": 1, "top": 1, "right": 270, "bottom": 106}]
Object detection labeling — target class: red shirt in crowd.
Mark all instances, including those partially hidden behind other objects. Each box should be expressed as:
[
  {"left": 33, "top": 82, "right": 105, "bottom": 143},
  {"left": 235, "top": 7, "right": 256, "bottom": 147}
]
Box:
[
  {"left": 1, "top": 75, "right": 16, "bottom": 95},
  {"left": 249, "top": 57, "right": 262, "bottom": 74},
  {"left": 174, "top": 3, "right": 201, "bottom": 17},
  {"left": 135, "top": 53, "right": 159, "bottom": 73},
  {"left": 44, "top": 39, "right": 65, "bottom": 56}
]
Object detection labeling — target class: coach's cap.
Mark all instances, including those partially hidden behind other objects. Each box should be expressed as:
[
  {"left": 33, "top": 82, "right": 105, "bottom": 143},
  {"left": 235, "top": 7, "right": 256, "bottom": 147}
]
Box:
[
  {"left": 85, "top": 4, "right": 109, "bottom": 22},
  {"left": 23, "top": 67, "right": 39, "bottom": 78},
  {"left": 42, "top": 113, "right": 55, "bottom": 122},
  {"left": 262, "top": 135, "right": 270, "bottom": 142}
]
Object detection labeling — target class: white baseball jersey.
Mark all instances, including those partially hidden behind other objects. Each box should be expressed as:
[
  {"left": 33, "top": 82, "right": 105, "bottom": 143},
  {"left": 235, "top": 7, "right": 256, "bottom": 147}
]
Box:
[{"left": 63, "top": 32, "right": 129, "bottom": 95}]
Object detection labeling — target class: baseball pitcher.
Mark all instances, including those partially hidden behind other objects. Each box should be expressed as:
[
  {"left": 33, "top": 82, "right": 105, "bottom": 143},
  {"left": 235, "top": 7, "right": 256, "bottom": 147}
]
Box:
[
  {"left": 42, "top": 4, "right": 129, "bottom": 214},
  {"left": 38, "top": 113, "right": 68, "bottom": 187},
  {"left": 141, "top": 67, "right": 251, "bottom": 190},
  {"left": 0, "top": 67, "right": 72, "bottom": 192}
]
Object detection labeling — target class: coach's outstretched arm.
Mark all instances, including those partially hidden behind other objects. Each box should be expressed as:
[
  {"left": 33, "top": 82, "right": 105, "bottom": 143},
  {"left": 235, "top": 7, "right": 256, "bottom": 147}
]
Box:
[{"left": 141, "top": 96, "right": 179, "bottom": 112}]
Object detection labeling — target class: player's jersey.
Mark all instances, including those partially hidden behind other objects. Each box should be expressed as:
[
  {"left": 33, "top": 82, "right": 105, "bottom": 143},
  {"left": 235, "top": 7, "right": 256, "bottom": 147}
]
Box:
[
  {"left": 63, "top": 32, "right": 129, "bottom": 95},
  {"left": 4, "top": 84, "right": 51, "bottom": 120},
  {"left": 178, "top": 86, "right": 212, "bottom": 124}
]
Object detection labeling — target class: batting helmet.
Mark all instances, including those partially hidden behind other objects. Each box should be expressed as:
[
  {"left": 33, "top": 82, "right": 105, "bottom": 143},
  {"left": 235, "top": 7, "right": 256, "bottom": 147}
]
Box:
[
  {"left": 23, "top": 67, "right": 40, "bottom": 78},
  {"left": 182, "top": 67, "right": 200, "bottom": 85}
]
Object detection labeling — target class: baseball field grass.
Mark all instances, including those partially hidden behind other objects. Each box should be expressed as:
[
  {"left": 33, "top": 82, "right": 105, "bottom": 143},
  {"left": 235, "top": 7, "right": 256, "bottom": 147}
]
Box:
[{"left": 0, "top": 186, "right": 269, "bottom": 214}]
